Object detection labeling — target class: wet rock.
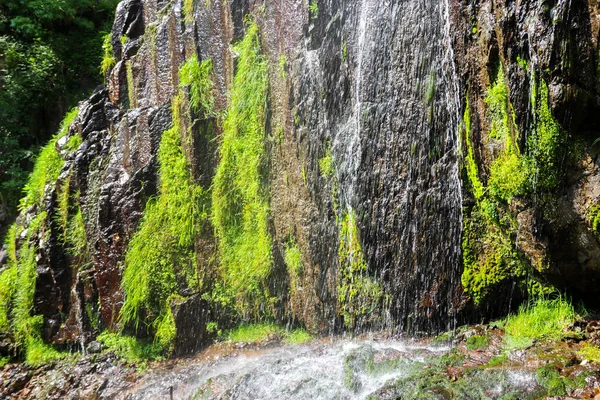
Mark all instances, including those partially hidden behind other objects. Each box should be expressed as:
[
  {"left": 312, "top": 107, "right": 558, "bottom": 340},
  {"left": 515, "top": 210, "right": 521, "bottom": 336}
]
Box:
[{"left": 87, "top": 341, "right": 105, "bottom": 354}]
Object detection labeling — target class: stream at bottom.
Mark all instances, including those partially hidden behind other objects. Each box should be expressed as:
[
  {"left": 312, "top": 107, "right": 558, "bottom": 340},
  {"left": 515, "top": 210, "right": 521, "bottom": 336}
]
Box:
[{"left": 124, "top": 338, "right": 543, "bottom": 399}]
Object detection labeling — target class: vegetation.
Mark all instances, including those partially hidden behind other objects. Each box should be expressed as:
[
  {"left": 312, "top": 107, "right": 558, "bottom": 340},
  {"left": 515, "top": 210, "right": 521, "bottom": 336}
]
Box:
[
  {"left": 337, "top": 210, "right": 383, "bottom": 328},
  {"left": 211, "top": 20, "right": 273, "bottom": 318},
  {"left": 225, "top": 323, "right": 312, "bottom": 344},
  {"left": 309, "top": 1, "right": 319, "bottom": 20},
  {"left": 178, "top": 55, "right": 215, "bottom": 116},
  {"left": 0, "top": 0, "right": 119, "bottom": 213},
  {"left": 319, "top": 143, "right": 335, "bottom": 179},
  {"left": 120, "top": 55, "right": 214, "bottom": 351},
  {"left": 461, "top": 62, "right": 563, "bottom": 306},
  {"left": 100, "top": 32, "right": 116, "bottom": 79},
  {"left": 578, "top": 343, "right": 600, "bottom": 363},
  {"left": 97, "top": 331, "right": 163, "bottom": 363},
  {"left": 502, "top": 297, "right": 578, "bottom": 349},
  {"left": 19, "top": 108, "right": 78, "bottom": 210}
]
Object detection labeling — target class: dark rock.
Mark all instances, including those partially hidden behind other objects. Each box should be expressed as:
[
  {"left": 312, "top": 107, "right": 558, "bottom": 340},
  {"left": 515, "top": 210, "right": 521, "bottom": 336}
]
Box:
[{"left": 87, "top": 341, "right": 105, "bottom": 354}]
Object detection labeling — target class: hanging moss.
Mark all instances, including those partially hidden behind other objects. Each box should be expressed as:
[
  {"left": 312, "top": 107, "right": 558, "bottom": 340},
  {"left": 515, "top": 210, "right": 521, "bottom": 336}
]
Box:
[
  {"left": 178, "top": 55, "right": 214, "bottom": 116},
  {"left": 100, "top": 32, "right": 116, "bottom": 79},
  {"left": 484, "top": 67, "right": 510, "bottom": 141},
  {"left": 463, "top": 100, "right": 484, "bottom": 200},
  {"left": 126, "top": 60, "right": 137, "bottom": 109},
  {"left": 211, "top": 20, "right": 273, "bottom": 318},
  {"left": 337, "top": 210, "right": 383, "bottom": 328},
  {"left": 528, "top": 79, "right": 565, "bottom": 191},
  {"left": 121, "top": 55, "right": 214, "bottom": 351},
  {"left": 19, "top": 108, "right": 78, "bottom": 211}
]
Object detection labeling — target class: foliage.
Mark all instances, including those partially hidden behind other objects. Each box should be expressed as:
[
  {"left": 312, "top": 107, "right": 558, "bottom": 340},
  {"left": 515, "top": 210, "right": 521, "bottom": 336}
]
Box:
[
  {"left": 100, "top": 32, "right": 115, "bottom": 79},
  {"left": 309, "top": 1, "right": 319, "bottom": 20},
  {"left": 283, "top": 328, "right": 312, "bottom": 344},
  {"left": 503, "top": 297, "right": 577, "bottom": 349},
  {"left": 319, "top": 144, "right": 335, "bottom": 179},
  {"left": 284, "top": 238, "right": 303, "bottom": 277},
  {"left": 227, "top": 323, "right": 282, "bottom": 343},
  {"left": 488, "top": 152, "right": 530, "bottom": 202},
  {"left": 337, "top": 210, "right": 382, "bottom": 328},
  {"left": 225, "top": 323, "right": 312, "bottom": 345},
  {"left": 484, "top": 67, "right": 510, "bottom": 140},
  {"left": 121, "top": 94, "right": 209, "bottom": 347},
  {"left": 97, "top": 331, "right": 163, "bottom": 363},
  {"left": 19, "top": 108, "right": 78, "bottom": 210},
  {"left": 463, "top": 100, "right": 484, "bottom": 200},
  {"left": 536, "top": 365, "right": 589, "bottom": 396},
  {"left": 183, "top": 0, "right": 195, "bottom": 25},
  {"left": 178, "top": 54, "right": 214, "bottom": 116},
  {"left": 578, "top": 343, "right": 600, "bottom": 363},
  {"left": 0, "top": 0, "right": 119, "bottom": 212},
  {"left": 211, "top": 20, "right": 273, "bottom": 318},
  {"left": 466, "top": 334, "right": 490, "bottom": 351},
  {"left": 528, "top": 79, "right": 566, "bottom": 191}
]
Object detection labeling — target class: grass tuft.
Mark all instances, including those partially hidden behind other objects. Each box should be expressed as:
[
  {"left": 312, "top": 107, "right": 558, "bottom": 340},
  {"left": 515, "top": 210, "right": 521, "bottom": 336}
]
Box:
[
  {"left": 502, "top": 297, "right": 577, "bottom": 349},
  {"left": 97, "top": 331, "right": 163, "bottom": 364},
  {"left": 578, "top": 343, "right": 600, "bottom": 363},
  {"left": 178, "top": 54, "right": 214, "bottom": 116}
]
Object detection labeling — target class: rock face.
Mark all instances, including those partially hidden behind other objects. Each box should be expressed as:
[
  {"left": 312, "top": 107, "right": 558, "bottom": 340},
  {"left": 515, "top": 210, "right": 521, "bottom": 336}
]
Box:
[{"left": 2, "top": 0, "right": 600, "bottom": 354}]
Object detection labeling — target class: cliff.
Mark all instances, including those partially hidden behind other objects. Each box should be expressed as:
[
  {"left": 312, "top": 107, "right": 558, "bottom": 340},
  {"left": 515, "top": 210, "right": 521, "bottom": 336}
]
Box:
[{"left": 1, "top": 0, "right": 600, "bottom": 358}]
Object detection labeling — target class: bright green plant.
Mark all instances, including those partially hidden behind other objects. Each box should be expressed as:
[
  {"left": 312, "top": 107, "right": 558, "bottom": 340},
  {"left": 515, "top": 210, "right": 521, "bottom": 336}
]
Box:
[
  {"left": 100, "top": 32, "right": 115, "bottom": 78},
  {"left": 319, "top": 143, "right": 335, "bottom": 178},
  {"left": 211, "top": 20, "right": 273, "bottom": 318},
  {"left": 178, "top": 54, "right": 214, "bottom": 116},
  {"left": 337, "top": 210, "right": 382, "bottom": 328},
  {"left": 97, "top": 331, "right": 163, "bottom": 363},
  {"left": 578, "top": 343, "right": 600, "bottom": 363},
  {"left": 19, "top": 108, "right": 78, "bottom": 210},
  {"left": 121, "top": 94, "right": 208, "bottom": 349},
  {"left": 503, "top": 297, "right": 577, "bottom": 349},
  {"left": 284, "top": 238, "right": 303, "bottom": 277},
  {"left": 283, "top": 329, "right": 312, "bottom": 344},
  {"left": 279, "top": 54, "right": 287, "bottom": 79},
  {"left": 309, "top": 1, "right": 319, "bottom": 19}
]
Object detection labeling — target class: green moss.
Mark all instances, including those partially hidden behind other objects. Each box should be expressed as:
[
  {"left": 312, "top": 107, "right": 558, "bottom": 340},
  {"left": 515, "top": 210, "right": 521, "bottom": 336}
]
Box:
[
  {"left": 100, "top": 33, "right": 115, "bottom": 79},
  {"left": 66, "top": 206, "right": 89, "bottom": 258},
  {"left": 279, "top": 55, "right": 287, "bottom": 79},
  {"left": 211, "top": 20, "right": 272, "bottom": 318},
  {"left": 517, "top": 55, "right": 528, "bottom": 71},
  {"left": 466, "top": 334, "right": 491, "bottom": 351},
  {"left": 485, "top": 66, "right": 511, "bottom": 140},
  {"left": 183, "top": 0, "right": 194, "bottom": 25},
  {"left": 529, "top": 79, "right": 565, "bottom": 191},
  {"left": 463, "top": 99, "right": 484, "bottom": 200},
  {"left": 178, "top": 54, "right": 214, "bottom": 116},
  {"left": 64, "top": 134, "right": 82, "bottom": 153},
  {"left": 341, "top": 42, "right": 347, "bottom": 62},
  {"left": 0, "top": 225, "right": 18, "bottom": 332},
  {"left": 309, "top": 0, "right": 319, "bottom": 20},
  {"left": 578, "top": 343, "right": 600, "bottom": 363},
  {"left": 97, "top": 331, "right": 163, "bottom": 363},
  {"left": 226, "top": 323, "right": 282, "bottom": 343},
  {"left": 503, "top": 297, "right": 577, "bottom": 349},
  {"left": 486, "top": 353, "right": 508, "bottom": 367},
  {"left": 337, "top": 210, "right": 382, "bottom": 328},
  {"left": 121, "top": 54, "right": 215, "bottom": 348},
  {"left": 20, "top": 108, "right": 78, "bottom": 210},
  {"left": 488, "top": 152, "right": 530, "bottom": 201},
  {"left": 283, "top": 328, "right": 312, "bottom": 344},
  {"left": 25, "top": 334, "right": 69, "bottom": 367},
  {"left": 121, "top": 97, "right": 206, "bottom": 347},
  {"left": 461, "top": 201, "right": 528, "bottom": 305},
  {"left": 284, "top": 237, "right": 303, "bottom": 277},
  {"left": 318, "top": 143, "right": 335, "bottom": 179}
]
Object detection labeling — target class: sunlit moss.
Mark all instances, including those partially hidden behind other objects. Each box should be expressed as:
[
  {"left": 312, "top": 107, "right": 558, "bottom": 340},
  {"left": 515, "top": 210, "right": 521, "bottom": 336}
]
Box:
[
  {"left": 100, "top": 32, "right": 115, "bottom": 79},
  {"left": 211, "top": 20, "right": 273, "bottom": 318},
  {"left": 121, "top": 54, "right": 215, "bottom": 350},
  {"left": 20, "top": 108, "right": 78, "bottom": 210},
  {"left": 178, "top": 54, "right": 214, "bottom": 116}
]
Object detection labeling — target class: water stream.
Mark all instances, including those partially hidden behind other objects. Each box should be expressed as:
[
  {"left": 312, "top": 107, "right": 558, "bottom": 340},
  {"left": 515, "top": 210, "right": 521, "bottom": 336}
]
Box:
[{"left": 124, "top": 338, "right": 539, "bottom": 400}]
